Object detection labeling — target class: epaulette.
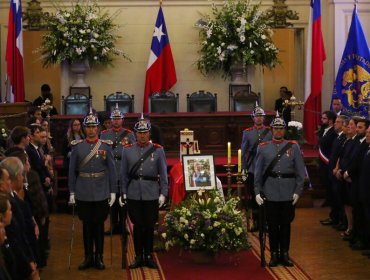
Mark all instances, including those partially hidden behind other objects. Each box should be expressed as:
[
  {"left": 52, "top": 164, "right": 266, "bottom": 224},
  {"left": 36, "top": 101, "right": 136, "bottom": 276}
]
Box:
[
  {"left": 101, "top": 139, "right": 113, "bottom": 145},
  {"left": 153, "top": 143, "right": 162, "bottom": 148},
  {"left": 70, "top": 140, "right": 83, "bottom": 146},
  {"left": 259, "top": 141, "right": 269, "bottom": 147},
  {"left": 244, "top": 127, "right": 253, "bottom": 131},
  {"left": 124, "top": 128, "right": 133, "bottom": 133},
  {"left": 100, "top": 129, "right": 108, "bottom": 133},
  {"left": 288, "top": 140, "right": 297, "bottom": 145},
  {"left": 125, "top": 143, "right": 134, "bottom": 148}
]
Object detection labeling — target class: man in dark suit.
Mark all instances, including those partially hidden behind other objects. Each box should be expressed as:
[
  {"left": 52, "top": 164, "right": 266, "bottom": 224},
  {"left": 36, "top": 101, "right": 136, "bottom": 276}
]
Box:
[
  {"left": 331, "top": 97, "right": 345, "bottom": 116},
  {"left": 318, "top": 111, "right": 337, "bottom": 220},
  {"left": 358, "top": 126, "right": 370, "bottom": 257}
]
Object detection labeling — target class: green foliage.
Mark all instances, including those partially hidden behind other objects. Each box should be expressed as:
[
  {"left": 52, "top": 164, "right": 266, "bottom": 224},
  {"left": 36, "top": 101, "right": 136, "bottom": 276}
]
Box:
[
  {"left": 40, "top": 0, "right": 130, "bottom": 67},
  {"left": 163, "top": 189, "right": 249, "bottom": 253},
  {"left": 196, "top": 0, "right": 279, "bottom": 78}
]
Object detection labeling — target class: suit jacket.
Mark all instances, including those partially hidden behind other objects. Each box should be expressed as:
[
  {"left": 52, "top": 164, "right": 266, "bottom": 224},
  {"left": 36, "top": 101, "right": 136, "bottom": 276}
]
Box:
[
  {"left": 328, "top": 132, "right": 346, "bottom": 172},
  {"left": 25, "top": 144, "right": 50, "bottom": 184},
  {"left": 318, "top": 126, "right": 337, "bottom": 164},
  {"left": 358, "top": 146, "right": 370, "bottom": 202}
]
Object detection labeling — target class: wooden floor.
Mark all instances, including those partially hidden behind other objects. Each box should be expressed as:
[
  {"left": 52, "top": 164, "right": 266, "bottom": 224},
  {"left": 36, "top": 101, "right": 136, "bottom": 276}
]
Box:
[{"left": 40, "top": 207, "right": 370, "bottom": 280}]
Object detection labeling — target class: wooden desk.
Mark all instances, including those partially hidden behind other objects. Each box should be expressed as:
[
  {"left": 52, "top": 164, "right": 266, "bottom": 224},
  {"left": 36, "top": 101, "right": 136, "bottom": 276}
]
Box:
[{"left": 50, "top": 112, "right": 274, "bottom": 157}]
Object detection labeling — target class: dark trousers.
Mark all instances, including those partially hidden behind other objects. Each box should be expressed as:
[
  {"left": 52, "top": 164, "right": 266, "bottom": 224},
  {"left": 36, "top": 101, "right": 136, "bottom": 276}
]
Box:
[
  {"left": 329, "top": 175, "right": 344, "bottom": 223},
  {"left": 319, "top": 161, "right": 332, "bottom": 207},
  {"left": 265, "top": 201, "right": 295, "bottom": 253},
  {"left": 77, "top": 200, "right": 109, "bottom": 257},
  {"left": 110, "top": 192, "right": 122, "bottom": 229},
  {"left": 127, "top": 199, "right": 158, "bottom": 256}
]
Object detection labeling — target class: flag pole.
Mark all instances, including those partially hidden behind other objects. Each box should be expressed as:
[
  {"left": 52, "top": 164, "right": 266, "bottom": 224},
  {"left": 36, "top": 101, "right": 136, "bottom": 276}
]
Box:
[{"left": 160, "top": 0, "right": 162, "bottom": 6}]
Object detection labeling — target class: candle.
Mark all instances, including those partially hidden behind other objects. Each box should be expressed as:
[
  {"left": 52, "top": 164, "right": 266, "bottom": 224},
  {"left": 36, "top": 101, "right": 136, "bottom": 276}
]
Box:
[
  {"left": 227, "top": 142, "right": 231, "bottom": 165},
  {"left": 238, "top": 149, "right": 241, "bottom": 173}
]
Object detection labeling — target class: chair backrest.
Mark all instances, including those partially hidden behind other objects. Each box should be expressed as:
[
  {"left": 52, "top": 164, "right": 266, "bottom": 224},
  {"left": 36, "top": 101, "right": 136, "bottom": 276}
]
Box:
[
  {"left": 62, "top": 93, "right": 90, "bottom": 115},
  {"left": 229, "top": 84, "right": 260, "bottom": 112},
  {"left": 104, "top": 92, "right": 134, "bottom": 113},
  {"left": 149, "top": 91, "right": 179, "bottom": 113},
  {"left": 187, "top": 90, "right": 217, "bottom": 112}
]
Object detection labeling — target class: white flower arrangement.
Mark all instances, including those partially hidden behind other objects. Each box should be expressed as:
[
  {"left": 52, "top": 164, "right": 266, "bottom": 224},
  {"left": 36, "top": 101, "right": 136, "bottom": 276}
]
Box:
[
  {"left": 163, "top": 189, "right": 249, "bottom": 253},
  {"left": 288, "top": 121, "right": 303, "bottom": 130},
  {"left": 196, "top": 0, "right": 279, "bottom": 78},
  {"left": 40, "top": 0, "right": 130, "bottom": 67}
]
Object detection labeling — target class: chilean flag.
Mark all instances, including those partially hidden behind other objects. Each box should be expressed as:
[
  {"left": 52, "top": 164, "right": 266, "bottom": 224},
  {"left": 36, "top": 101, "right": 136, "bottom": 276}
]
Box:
[
  {"left": 304, "top": 0, "right": 326, "bottom": 145},
  {"left": 6, "top": 0, "right": 25, "bottom": 103},
  {"left": 143, "top": 6, "right": 177, "bottom": 112}
]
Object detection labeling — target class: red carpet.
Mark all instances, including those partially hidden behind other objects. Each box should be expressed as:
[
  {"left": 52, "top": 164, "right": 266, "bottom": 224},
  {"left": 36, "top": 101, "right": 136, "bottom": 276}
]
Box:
[{"left": 156, "top": 248, "right": 274, "bottom": 280}]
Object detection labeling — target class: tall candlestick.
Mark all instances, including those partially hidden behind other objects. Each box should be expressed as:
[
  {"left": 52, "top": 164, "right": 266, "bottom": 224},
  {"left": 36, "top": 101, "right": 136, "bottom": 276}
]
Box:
[
  {"left": 227, "top": 142, "right": 231, "bottom": 165},
  {"left": 238, "top": 149, "right": 241, "bottom": 173}
]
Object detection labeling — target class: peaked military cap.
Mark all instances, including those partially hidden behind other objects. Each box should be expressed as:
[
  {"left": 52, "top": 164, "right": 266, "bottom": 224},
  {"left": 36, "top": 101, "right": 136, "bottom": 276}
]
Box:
[
  {"left": 110, "top": 103, "right": 124, "bottom": 119},
  {"left": 83, "top": 107, "right": 100, "bottom": 126},
  {"left": 252, "top": 101, "right": 266, "bottom": 117},
  {"left": 270, "top": 111, "right": 286, "bottom": 128},
  {"left": 134, "top": 113, "right": 151, "bottom": 132}
]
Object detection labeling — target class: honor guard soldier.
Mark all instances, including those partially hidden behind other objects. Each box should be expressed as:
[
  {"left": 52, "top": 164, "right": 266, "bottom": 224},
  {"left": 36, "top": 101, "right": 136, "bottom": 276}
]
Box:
[
  {"left": 68, "top": 110, "right": 117, "bottom": 270},
  {"left": 241, "top": 103, "right": 272, "bottom": 230},
  {"left": 100, "top": 104, "right": 135, "bottom": 234},
  {"left": 254, "top": 115, "right": 305, "bottom": 267},
  {"left": 119, "top": 115, "right": 168, "bottom": 269}
]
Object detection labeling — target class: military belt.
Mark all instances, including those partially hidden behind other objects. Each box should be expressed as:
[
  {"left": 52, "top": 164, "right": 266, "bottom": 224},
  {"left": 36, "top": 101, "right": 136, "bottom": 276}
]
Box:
[
  {"left": 131, "top": 175, "right": 158, "bottom": 181},
  {"left": 79, "top": 171, "right": 105, "bottom": 178},
  {"left": 267, "top": 172, "right": 295, "bottom": 179}
]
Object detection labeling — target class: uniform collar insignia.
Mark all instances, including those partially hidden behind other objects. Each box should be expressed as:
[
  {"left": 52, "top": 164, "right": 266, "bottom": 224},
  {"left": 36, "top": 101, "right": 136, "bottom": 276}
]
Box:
[
  {"left": 253, "top": 124, "right": 265, "bottom": 130},
  {"left": 137, "top": 142, "right": 151, "bottom": 148},
  {"left": 113, "top": 127, "right": 123, "bottom": 133},
  {"left": 85, "top": 138, "right": 99, "bottom": 144},
  {"left": 272, "top": 138, "right": 285, "bottom": 144}
]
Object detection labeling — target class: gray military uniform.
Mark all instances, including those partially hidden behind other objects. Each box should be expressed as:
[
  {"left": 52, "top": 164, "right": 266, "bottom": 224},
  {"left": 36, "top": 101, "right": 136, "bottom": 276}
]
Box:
[
  {"left": 100, "top": 128, "right": 135, "bottom": 174},
  {"left": 121, "top": 142, "right": 168, "bottom": 200},
  {"left": 241, "top": 125, "right": 272, "bottom": 173},
  {"left": 254, "top": 139, "right": 305, "bottom": 201},
  {"left": 68, "top": 139, "right": 117, "bottom": 201}
]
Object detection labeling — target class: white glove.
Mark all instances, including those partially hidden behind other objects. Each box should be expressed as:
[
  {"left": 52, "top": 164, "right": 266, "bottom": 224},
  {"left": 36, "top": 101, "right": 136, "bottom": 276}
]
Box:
[
  {"left": 241, "top": 170, "right": 248, "bottom": 182},
  {"left": 159, "top": 194, "right": 166, "bottom": 208},
  {"left": 108, "top": 193, "right": 116, "bottom": 207},
  {"left": 68, "top": 193, "right": 76, "bottom": 205},
  {"left": 292, "top": 193, "right": 299, "bottom": 205},
  {"left": 255, "top": 194, "right": 264, "bottom": 206},
  {"left": 119, "top": 194, "right": 127, "bottom": 207}
]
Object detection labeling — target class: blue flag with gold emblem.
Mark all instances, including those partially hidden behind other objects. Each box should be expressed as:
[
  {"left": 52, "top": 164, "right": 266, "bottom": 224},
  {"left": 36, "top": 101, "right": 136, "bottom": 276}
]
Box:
[{"left": 332, "top": 6, "right": 370, "bottom": 117}]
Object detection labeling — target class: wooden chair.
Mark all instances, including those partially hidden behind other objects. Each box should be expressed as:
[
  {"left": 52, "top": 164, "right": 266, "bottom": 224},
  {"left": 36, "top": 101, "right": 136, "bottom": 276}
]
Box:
[
  {"left": 62, "top": 93, "right": 90, "bottom": 115},
  {"left": 149, "top": 91, "right": 179, "bottom": 113},
  {"left": 187, "top": 90, "right": 217, "bottom": 112},
  {"left": 229, "top": 84, "right": 260, "bottom": 112},
  {"left": 104, "top": 92, "right": 134, "bottom": 114}
]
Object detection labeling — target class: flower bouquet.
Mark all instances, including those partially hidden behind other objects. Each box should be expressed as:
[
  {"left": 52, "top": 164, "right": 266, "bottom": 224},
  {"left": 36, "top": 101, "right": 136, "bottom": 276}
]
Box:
[
  {"left": 162, "top": 189, "right": 249, "bottom": 254},
  {"left": 196, "top": 0, "right": 279, "bottom": 78},
  {"left": 286, "top": 121, "right": 304, "bottom": 143},
  {"left": 40, "top": 0, "right": 129, "bottom": 67}
]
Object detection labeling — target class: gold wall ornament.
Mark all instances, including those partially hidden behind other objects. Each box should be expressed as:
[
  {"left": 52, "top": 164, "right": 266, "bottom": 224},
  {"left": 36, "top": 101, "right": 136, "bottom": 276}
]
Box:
[
  {"left": 284, "top": 95, "right": 304, "bottom": 121},
  {"left": 265, "top": 0, "right": 299, "bottom": 28},
  {"left": 23, "top": 0, "right": 50, "bottom": 31}
]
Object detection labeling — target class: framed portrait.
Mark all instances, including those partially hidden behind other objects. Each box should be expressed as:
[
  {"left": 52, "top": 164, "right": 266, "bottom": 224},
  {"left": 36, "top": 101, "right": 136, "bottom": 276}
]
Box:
[{"left": 182, "top": 154, "right": 216, "bottom": 191}]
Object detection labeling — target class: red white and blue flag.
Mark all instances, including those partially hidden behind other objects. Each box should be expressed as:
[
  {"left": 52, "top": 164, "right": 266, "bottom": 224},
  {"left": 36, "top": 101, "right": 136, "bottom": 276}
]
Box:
[
  {"left": 304, "top": 0, "right": 326, "bottom": 145},
  {"left": 143, "top": 6, "right": 177, "bottom": 112},
  {"left": 6, "top": 0, "right": 25, "bottom": 102}
]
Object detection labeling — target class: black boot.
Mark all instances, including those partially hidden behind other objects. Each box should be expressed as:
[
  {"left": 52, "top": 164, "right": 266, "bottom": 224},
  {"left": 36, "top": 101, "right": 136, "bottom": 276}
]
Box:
[
  {"left": 94, "top": 222, "right": 105, "bottom": 270},
  {"left": 269, "top": 252, "right": 279, "bottom": 267},
  {"left": 95, "top": 254, "right": 105, "bottom": 270},
  {"left": 129, "top": 255, "right": 144, "bottom": 269},
  {"left": 79, "top": 222, "right": 94, "bottom": 270},
  {"left": 144, "top": 254, "right": 158, "bottom": 269},
  {"left": 78, "top": 255, "right": 94, "bottom": 270},
  {"left": 280, "top": 251, "right": 294, "bottom": 267}
]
